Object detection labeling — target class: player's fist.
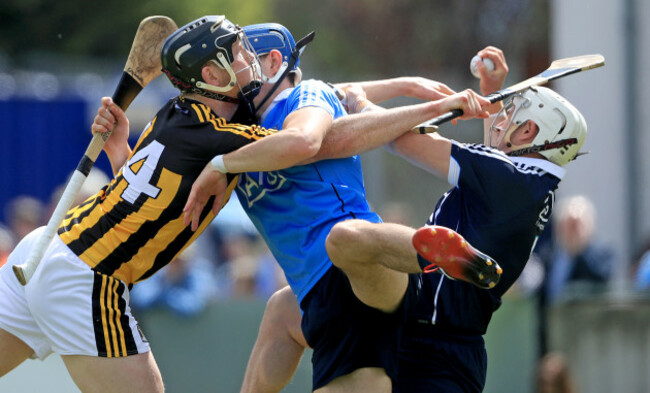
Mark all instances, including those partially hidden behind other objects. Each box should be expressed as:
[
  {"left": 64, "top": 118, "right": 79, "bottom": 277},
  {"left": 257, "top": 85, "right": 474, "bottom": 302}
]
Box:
[{"left": 470, "top": 56, "right": 495, "bottom": 79}]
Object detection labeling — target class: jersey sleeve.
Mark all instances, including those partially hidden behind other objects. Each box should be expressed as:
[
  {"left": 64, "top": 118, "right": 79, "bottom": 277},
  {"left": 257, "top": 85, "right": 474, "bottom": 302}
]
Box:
[
  {"left": 165, "top": 99, "right": 276, "bottom": 164},
  {"left": 447, "top": 142, "right": 536, "bottom": 214},
  {"left": 285, "top": 79, "right": 343, "bottom": 118}
]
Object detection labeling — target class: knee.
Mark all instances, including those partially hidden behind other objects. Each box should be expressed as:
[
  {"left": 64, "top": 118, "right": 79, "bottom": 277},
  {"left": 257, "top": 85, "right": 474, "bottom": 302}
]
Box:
[
  {"left": 327, "top": 219, "right": 367, "bottom": 249},
  {"left": 264, "top": 288, "right": 299, "bottom": 329},
  {"left": 326, "top": 220, "right": 358, "bottom": 266},
  {"left": 326, "top": 220, "right": 372, "bottom": 270}
]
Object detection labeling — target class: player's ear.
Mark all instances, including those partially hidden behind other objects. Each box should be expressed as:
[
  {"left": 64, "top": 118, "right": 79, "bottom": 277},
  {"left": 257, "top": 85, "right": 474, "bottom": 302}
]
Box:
[
  {"left": 513, "top": 120, "right": 539, "bottom": 145},
  {"left": 201, "top": 61, "right": 226, "bottom": 88},
  {"left": 268, "top": 49, "right": 285, "bottom": 74}
]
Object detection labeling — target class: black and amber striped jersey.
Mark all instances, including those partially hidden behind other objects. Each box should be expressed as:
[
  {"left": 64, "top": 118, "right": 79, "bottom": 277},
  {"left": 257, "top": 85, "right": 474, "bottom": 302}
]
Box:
[{"left": 58, "top": 96, "right": 274, "bottom": 285}]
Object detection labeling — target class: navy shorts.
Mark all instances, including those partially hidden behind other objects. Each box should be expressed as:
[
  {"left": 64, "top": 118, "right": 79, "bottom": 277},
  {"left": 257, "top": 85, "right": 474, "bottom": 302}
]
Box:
[
  {"left": 300, "top": 266, "right": 410, "bottom": 390},
  {"left": 394, "top": 324, "right": 487, "bottom": 393}
]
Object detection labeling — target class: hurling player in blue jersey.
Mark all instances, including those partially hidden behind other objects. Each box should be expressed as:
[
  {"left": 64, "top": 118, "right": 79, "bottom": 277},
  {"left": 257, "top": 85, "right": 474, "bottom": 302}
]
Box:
[
  {"left": 219, "top": 46, "right": 588, "bottom": 393},
  {"left": 183, "top": 24, "right": 499, "bottom": 392}
]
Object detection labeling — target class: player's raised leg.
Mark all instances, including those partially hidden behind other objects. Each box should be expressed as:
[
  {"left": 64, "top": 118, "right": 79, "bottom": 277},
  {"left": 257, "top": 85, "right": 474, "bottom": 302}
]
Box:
[
  {"left": 241, "top": 286, "right": 308, "bottom": 393},
  {"left": 62, "top": 353, "right": 164, "bottom": 393},
  {"left": 327, "top": 220, "right": 502, "bottom": 308},
  {"left": 326, "top": 220, "right": 416, "bottom": 313},
  {"left": 412, "top": 225, "right": 502, "bottom": 289}
]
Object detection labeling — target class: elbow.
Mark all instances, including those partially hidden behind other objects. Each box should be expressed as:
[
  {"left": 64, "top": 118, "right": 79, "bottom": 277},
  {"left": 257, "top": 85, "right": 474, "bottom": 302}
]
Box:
[
  {"left": 288, "top": 132, "right": 322, "bottom": 161},
  {"left": 304, "top": 138, "right": 323, "bottom": 158}
]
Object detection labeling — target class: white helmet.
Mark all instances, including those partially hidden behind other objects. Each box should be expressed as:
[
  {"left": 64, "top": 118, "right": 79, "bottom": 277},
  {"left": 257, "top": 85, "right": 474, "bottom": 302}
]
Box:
[{"left": 488, "top": 86, "right": 587, "bottom": 166}]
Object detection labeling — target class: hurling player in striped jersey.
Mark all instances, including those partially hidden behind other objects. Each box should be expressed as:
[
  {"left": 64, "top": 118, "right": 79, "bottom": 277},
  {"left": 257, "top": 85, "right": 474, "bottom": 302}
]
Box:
[
  {"left": 0, "top": 15, "right": 278, "bottom": 392},
  {"left": 226, "top": 47, "right": 587, "bottom": 393}
]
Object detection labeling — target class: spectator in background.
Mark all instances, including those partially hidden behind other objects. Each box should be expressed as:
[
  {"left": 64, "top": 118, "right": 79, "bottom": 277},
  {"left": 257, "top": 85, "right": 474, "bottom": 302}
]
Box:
[
  {"left": 5, "top": 195, "right": 44, "bottom": 241},
  {"left": 251, "top": 243, "right": 287, "bottom": 300},
  {"left": 380, "top": 201, "right": 415, "bottom": 226},
  {"left": 47, "top": 167, "right": 111, "bottom": 216},
  {"left": 544, "top": 195, "right": 613, "bottom": 303},
  {"left": 0, "top": 169, "right": 110, "bottom": 268},
  {"left": 180, "top": 194, "right": 287, "bottom": 301},
  {"left": 209, "top": 197, "right": 286, "bottom": 300},
  {"left": 226, "top": 233, "right": 286, "bottom": 300},
  {"left": 535, "top": 352, "right": 577, "bottom": 393},
  {"left": 191, "top": 194, "right": 258, "bottom": 271},
  {"left": 129, "top": 244, "right": 218, "bottom": 318},
  {"left": 632, "top": 236, "right": 650, "bottom": 291},
  {"left": 0, "top": 225, "right": 14, "bottom": 268}
]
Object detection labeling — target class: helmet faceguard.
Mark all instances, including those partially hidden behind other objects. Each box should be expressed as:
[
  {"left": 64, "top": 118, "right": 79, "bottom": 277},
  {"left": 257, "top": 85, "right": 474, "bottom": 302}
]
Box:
[
  {"left": 161, "top": 15, "right": 263, "bottom": 105},
  {"left": 486, "top": 93, "right": 532, "bottom": 148},
  {"left": 242, "top": 23, "right": 314, "bottom": 113},
  {"left": 488, "top": 86, "right": 588, "bottom": 166}
]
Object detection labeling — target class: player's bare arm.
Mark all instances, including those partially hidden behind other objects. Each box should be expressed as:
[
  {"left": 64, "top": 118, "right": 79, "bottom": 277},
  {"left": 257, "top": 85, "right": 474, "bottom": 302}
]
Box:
[
  {"left": 310, "top": 89, "right": 491, "bottom": 162},
  {"left": 470, "top": 45, "right": 511, "bottom": 139},
  {"left": 92, "top": 96, "right": 132, "bottom": 175},
  {"left": 184, "top": 88, "right": 488, "bottom": 230},
  {"left": 475, "top": 46, "right": 509, "bottom": 98},
  {"left": 335, "top": 76, "right": 455, "bottom": 104},
  {"left": 474, "top": 46, "right": 509, "bottom": 114},
  {"left": 183, "top": 106, "right": 333, "bottom": 231},
  {"left": 384, "top": 89, "right": 492, "bottom": 178},
  {"left": 390, "top": 132, "right": 452, "bottom": 179},
  {"left": 222, "top": 106, "right": 332, "bottom": 173}
]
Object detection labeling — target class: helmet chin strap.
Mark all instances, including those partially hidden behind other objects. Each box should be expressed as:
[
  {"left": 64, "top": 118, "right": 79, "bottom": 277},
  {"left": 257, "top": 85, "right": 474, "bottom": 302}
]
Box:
[
  {"left": 507, "top": 138, "right": 579, "bottom": 157},
  {"left": 192, "top": 58, "right": 241, "bottom": 103},
  {"left": 190, "top": 87, "right": 241, "bottom": 104},
  {"left": 238, "top": 80, "right": 264, "bottom": 115},
  {"left": 266, "top": 63, "right": 289, "bottom": 84},
  {"left": 192, "top": 56, "right": 264, "bottom": 105},
  {"left": 253, "top": 31, "right": 316, "bottom": 115},
  {"left": 195, "top": 56, "right": 238, "bottom": 94}
]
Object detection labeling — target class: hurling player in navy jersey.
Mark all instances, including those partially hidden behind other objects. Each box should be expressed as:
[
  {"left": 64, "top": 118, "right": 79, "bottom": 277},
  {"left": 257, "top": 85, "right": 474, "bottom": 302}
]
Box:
[
  {"left": 183, "top": 24, "right": 503, "bottom": 392},
  {"left": 222, "top": 46, "right": 588, "bottom": 393}
]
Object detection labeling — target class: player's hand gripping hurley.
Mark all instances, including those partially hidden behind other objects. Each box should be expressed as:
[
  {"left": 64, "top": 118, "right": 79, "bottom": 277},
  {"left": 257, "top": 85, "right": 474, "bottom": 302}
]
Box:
[
  {"left": 12, "top": 16, "right": 178, "bottom": 285},
  {"left": 412, "top": 54, "right": 605, "bottom": 134}
]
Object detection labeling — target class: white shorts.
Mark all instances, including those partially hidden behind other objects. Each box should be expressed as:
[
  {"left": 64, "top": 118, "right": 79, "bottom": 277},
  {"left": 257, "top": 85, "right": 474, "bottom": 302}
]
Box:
[{"left": 0, "top": 227, "right": 150, "bottom": 360}]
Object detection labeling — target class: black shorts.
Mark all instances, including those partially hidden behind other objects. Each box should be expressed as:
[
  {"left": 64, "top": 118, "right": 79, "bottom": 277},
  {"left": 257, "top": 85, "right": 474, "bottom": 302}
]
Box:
[
  {"left": 394, "top": 324, "right": 487, "bottom": 393},
  {"left": 300, "top": 266, "right": 411, "bottom": 390}
]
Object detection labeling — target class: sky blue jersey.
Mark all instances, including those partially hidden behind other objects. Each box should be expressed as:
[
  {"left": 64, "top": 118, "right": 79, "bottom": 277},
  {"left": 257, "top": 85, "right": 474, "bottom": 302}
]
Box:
[{"left": 235, "top": 80, "right": 381, "bottom": 303}]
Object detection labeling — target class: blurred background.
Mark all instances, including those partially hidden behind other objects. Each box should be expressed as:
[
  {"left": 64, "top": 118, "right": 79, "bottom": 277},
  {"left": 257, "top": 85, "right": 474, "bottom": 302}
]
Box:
[{"left": 1, "top": 0, "right": 649, "bottom": 392}]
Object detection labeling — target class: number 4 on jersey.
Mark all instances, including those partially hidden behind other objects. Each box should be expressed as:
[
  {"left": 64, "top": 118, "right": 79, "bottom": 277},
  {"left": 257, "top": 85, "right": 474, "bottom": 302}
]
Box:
[{"left": 121, "top": 141, "right": 163, "bottom": 204}]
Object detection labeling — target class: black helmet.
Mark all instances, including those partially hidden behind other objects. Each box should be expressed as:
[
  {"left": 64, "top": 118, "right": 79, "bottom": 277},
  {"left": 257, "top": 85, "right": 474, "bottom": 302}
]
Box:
[{"left": 161, "top": 15, "right": 260, "bottom": 102}]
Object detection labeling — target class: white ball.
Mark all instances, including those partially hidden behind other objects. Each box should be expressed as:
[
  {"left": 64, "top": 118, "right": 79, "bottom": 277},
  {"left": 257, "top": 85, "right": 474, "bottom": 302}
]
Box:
[{"left": 470, "top": 56, "right": 495, "bottom": 79}]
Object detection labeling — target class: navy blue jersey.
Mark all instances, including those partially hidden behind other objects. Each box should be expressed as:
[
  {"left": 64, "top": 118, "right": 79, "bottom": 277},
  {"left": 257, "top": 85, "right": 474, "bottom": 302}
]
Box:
[{"left": 413, "top": 142, "right": 564, "bottom": 335}]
